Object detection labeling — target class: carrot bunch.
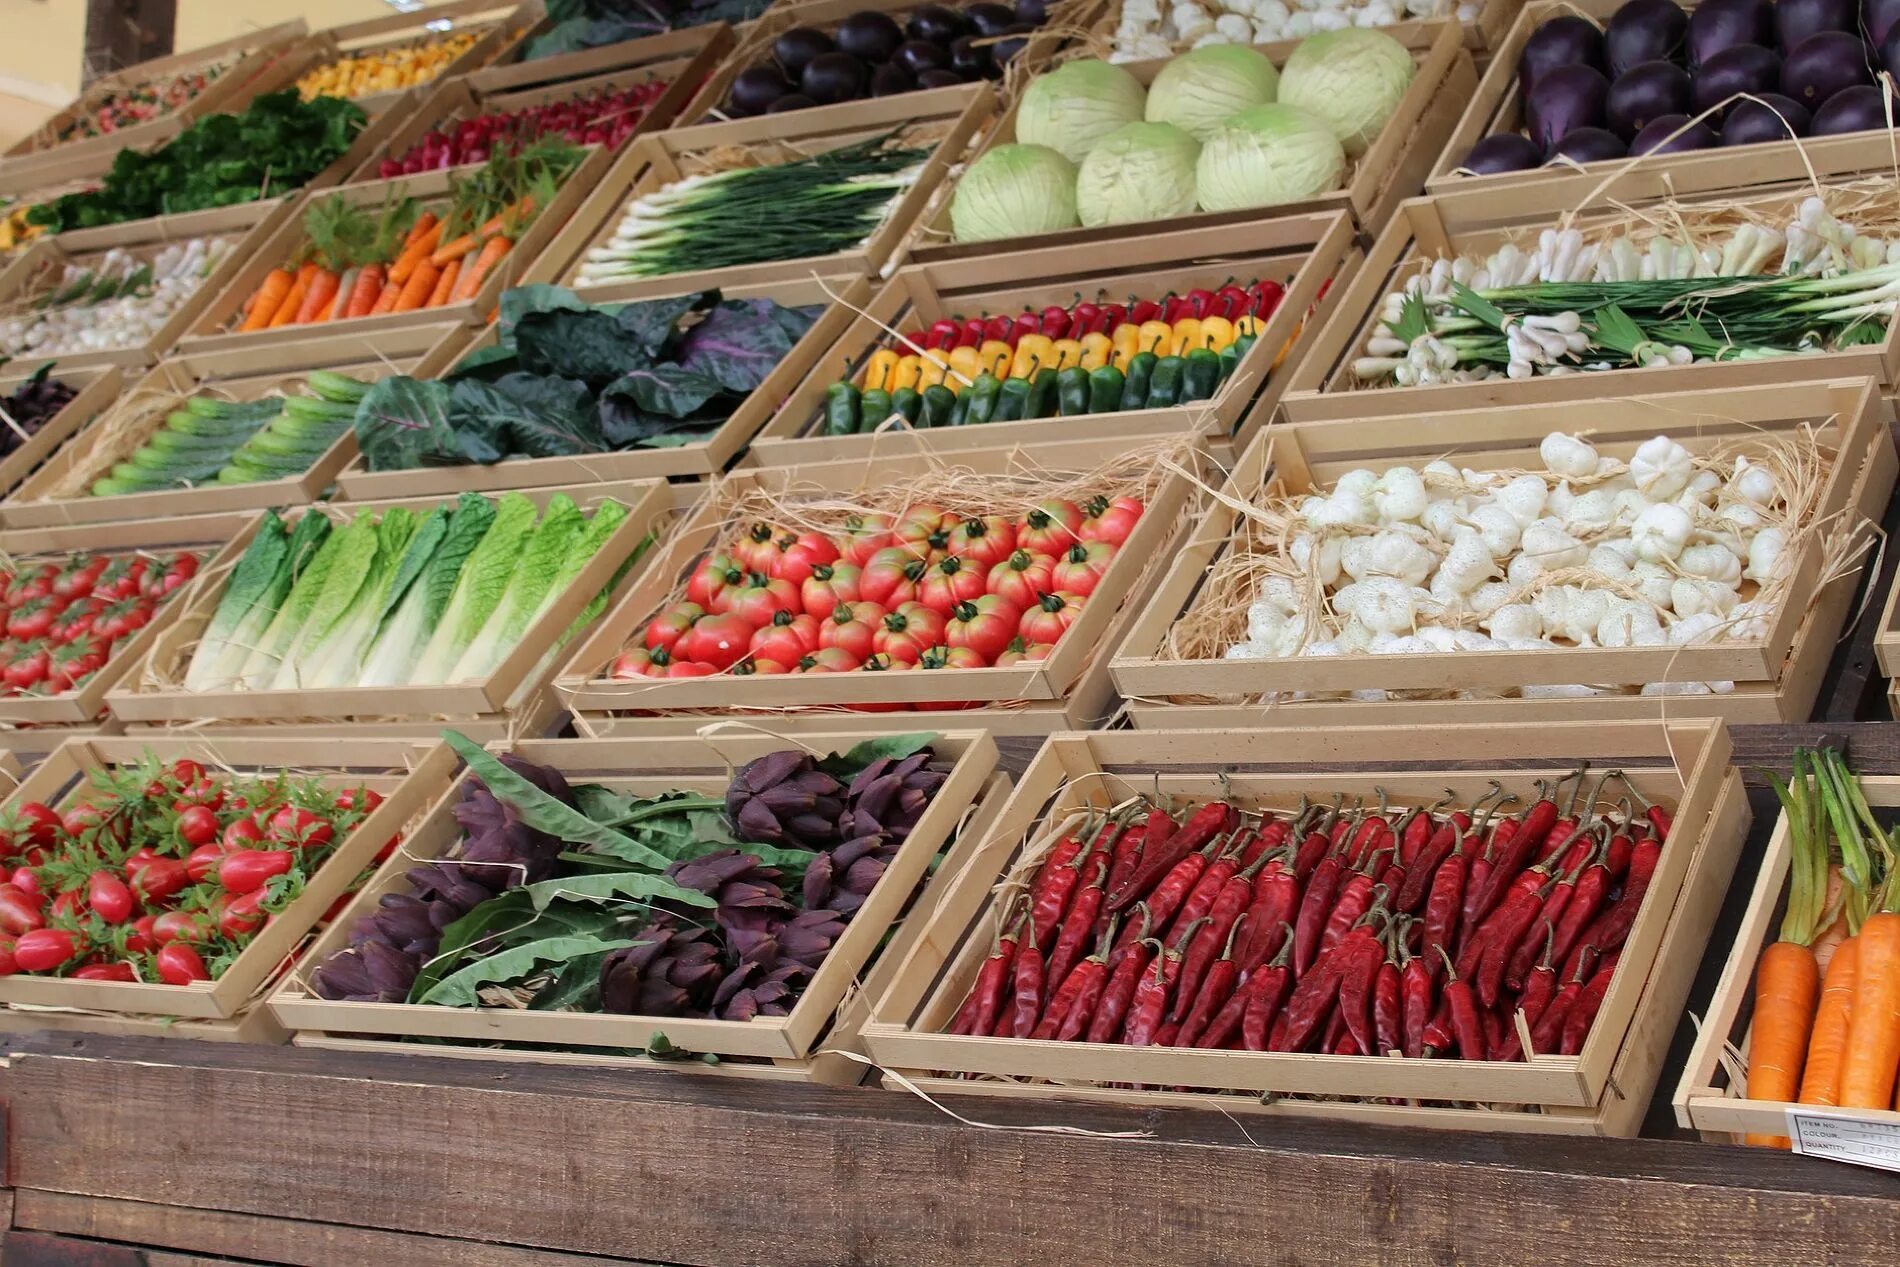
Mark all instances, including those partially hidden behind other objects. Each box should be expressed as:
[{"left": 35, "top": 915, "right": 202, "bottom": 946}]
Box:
[
  {"left": 1746, "top": 747, "right": 1899, "bottom": 1144},
  {"left": 234, "top": 139, "right": 581, "bottom": 333}
]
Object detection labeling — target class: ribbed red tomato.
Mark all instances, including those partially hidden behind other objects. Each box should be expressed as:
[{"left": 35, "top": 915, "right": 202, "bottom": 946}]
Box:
[
  {"left": 946, "top": 515, "right": 1016, "bottom": 569},
  {"left": 1020, "top": 591, "right": 1086, "bottom": 644},
  {"left": 817, "top": 601, "right": 885, "bottom": 662},
  {"left": 1050, "top": 540, "right": 1116, "bottom": 598},
  {"left": 946, "top": 595, "right": 1023, "bottom": 663},
  {"left": 798, "top": 647, "right": 862, "bottom": 673},
  {"left": 686, "top": 553, "right": 745, "bottom": 610},
  {"left": 836, "top": 513, "right": 894, "bottom": 567},
  {"left": 1078, "top": 495, "right": 1144, "bottom": 547},
  {"left": 800, "top": 562, "right": 861, "bottom": 614},
  {"left": 916, "top": 554, "right": 990, "bottom": 616},
  {"left": 893, "top": 504, "right": 961, "bottom": 556},
  {"left": 859, "top": 547, "right": 927, "bottom": 609},
  {"left": 872, "top": 602, "right": 947, "bottom": 665},
  {"left": 676, "top": 612, "right": 754, "bottom": 670},
  {"left": 748, "top": 611, "right": 820, "bottom": 665},
  {"left": 643, "top": 602, "right": 705, "bottom": 653},
  {"left": 770, "top": 532, "right": 841, "bottom": 584},
  {"left": 986, "top": 548, "right": 1056, "bottom": 609},
  {"left": 725, "top": 574, "right": 801, "bottom": 628},
  {"left": 1017, "top": 499, "right": 1083, "bottom": 554}
]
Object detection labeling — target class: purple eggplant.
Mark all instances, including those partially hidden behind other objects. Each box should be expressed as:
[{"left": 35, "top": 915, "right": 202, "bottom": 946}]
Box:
[
  {"left": 1607, "top": 0, "right": 1691, "bottom": 74},
  {"left": 1608, "top": 60, "right": 1694, "bottom": 136},
  {"left": 1776, "top": 0, "right": 1856, "bottom": 48},
  {"left": 1631, "top": 111, "right": 1719, "bottom": 150},
  {"left": 1461, "top": 132, "right": 1545, "bottom": 172},
  {"left": 1781, "top": 29, "right": 1871, "bottom": 104},
  {"left": 1521, "top": 16, "right": 1607, "bottom": 93},
  {"left": 1689, "top": 0, "right": 1776, "bottom": 64},
  {"left": 1692, "top": 42, "right": 1784, "bottom": 113},
  {"left": 1720, "top": 90, "right": 1813, "bottom": 140},
  {"left": 1526, "top": 63, "right": 1612, "bottom": 151},
  {"left": 1811, "top": 79, "right": 1900, "bottom": 129},
  {"left": 1550, "top": 124, "right": 1631, "bottom": 161}
]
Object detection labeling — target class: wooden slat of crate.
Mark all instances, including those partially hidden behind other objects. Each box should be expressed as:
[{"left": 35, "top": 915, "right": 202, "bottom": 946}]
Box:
[
  {"left": 746, "top": 212, "right": 1351, "bottom": 467},
  {"left": 267, "top": 729, "right": 999, "bottom": 1060},
  {"left": 862, "top": 719, "right": 1740, "bottom": 1110},
  {"left": 0, "top": 738, "right": 450, "bottom": 1019},
  {"left": 0, "top": 1001, "right": 289, "bottom": 1046},
  {"left": 902, "top": 22, "right": 1471, "bottom": 270}
]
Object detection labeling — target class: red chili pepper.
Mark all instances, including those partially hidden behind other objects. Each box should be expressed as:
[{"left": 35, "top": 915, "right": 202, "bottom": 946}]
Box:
[
  {"left": 1113, "top": 844, "right": 1208, "bottom": 956},
  {"left": 1396, "top": 794, "right": 1447, "bottom": 866},
  {"left": 1493, "top": 930, "right": 1560, "bottom": 1060},
  {"left": 1100, "top": 812, "right": 1154, "bottom": 912},
  {"left": 1530, "top": 967, "right": 1587, "bottom": 1055},
  {"left": 1054, "top": 948, "right": 1115, "bottom": 1042},
  {"left": 1177, "top": 917, "right": 1246, "bottom": 1045},
  {"left": 1329, "top": 801, "right": 1359, "bottom": 851},
  {"left": 1344, "top": 792, "right": 1388, "bottom": 867},
  {"left": 1467, "top": 772, "right": 1574, "bottom": 926},
  {"left": 926, "top": 319, "right": 960, "bottom": 350},
  {"left": 1184, "top": 286, "right": 1217, "bottom": 319},
  {"left": 1106, "top": 801, "right": 1232, "bottom": 912},
  {"left": 1373, "top": 952, "right": 1402, "bottom": 1058},
  {"left": 1422, "top": 996, "right": 1453, "bottom": 1054},
  {"left": 1505, "top": 832, "right": 1601, "bottom": 992},
  {"left": 1422, "top": 848, "right": 1468, "bottom": 983},
  {"left": 1170, "top": 851, "right": 1259, "bottom": 1021},
  {"left": 1039, "top": 303, "right": 1071, "bottom": 339},
  {"left": 1088, "top": 927, "right": 1154, "bottom": 1043},
  {"left": 1335, "top": 928, "right": 1386, "bottom": 1055},
  {"left": 1002, "top": 920, "right": 1046, "bottom": 1038},
  {"left": 1045, "top": 853, "right": 1107, "bottom": 991},
  {"left": 956, "top": 918, "right": 1019, "bottom": 1036},
  {"left": 1439, "top": 952, "right": 1485, "bottom": 1060},
  {"left": 1319, "top": 866, "right": 1385, "bottom": 960},
  {"left": 1551, "top": 840, "right": 1613, "bottom": 972},
  {"left": 957, "top": 317, "right": 985, "bottom": 348},
  {"left": 1398, "top": 821, "right": 1458, "bottom": 913},
  {"left": 1069, "top": 296, "right": 1102, "bottom": 334},
  {"left": 1292, "top": 804, "right": 1336, "bottom": 879},
  {"left": 1163, "top": 833, "right": 1244, "bottom": 946},
  {"left": 1122, "top": 922, "right": 1199, "bottom": 1047},
  {"left": 1620, "top": 772, "right": 1672, "bottom": 842},
  {"left": 1232, "top": 937, "right": 1295, "bottom": 1051},
  {"left": 1292, "top": 852, "right": 1345, "bottom": 977},
  {"left": 1400, "top": 950, "right": 1432, "bottom": 1058},
  {"left": 1564, "top": 835, "right": 1661, "bottom": 975},
  {"left": 1475, "top": 880, "right": 1548, "bottom": 1009},
  {"left": 1232, "top": 846, "right": 1298, "bottom": 972},
  {"left": 1271, "top": 940, "right": 1348, "bottom": 1051},
  {"left": 1029, "top": 835, "right": 1089, "bottom": 951},
  {"left": 1560, "top": 954, "right": 1621, "bottom": 1055},
  {"left": 1095, "top": 301, "right": 1127, "bottom": 332},
  {"left": 1033, "top": 920, "right": 1116, "bottom": 1040}
]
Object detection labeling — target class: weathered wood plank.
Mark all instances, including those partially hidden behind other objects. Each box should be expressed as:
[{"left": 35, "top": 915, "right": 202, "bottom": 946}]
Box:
[
  {"left": 3, "top": 1035, "right": 1899, "bottom": 1267},
  {"left": 4, "top": 1229, "right": 143, "bottom": 1267}
]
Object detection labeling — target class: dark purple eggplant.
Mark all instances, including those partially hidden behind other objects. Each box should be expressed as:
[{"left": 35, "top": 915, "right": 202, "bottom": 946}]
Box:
[
  {"left": 1607, "top": 60, "right": 1693, "bottom": 136},
  {"left": 1631, "top": 111, "right": 1719, "bottom": 149},
  {"left": 1688, "top": 0, "right": 1775, "bottom": 64},
  {"left": 729, "top": 65, "right": 792, "bottom": 115},
  {"left": 773, "top": 27, "right": 836, "bottom": 77},
  {"left": 1607, "top": 0, "right": 1691, "bottom": 75},
  {"left": 1865, "top": 0, "right": 1900, "bottom": 44},
  {"left": 916, "top": 66, "right": 965, "bottom": 87},
  {"left": 906, "top": 4, "right": 969, "bottom": 43},
  {"left": 1720, "top": 90, "right": 1813, "bottom": 139},
  {"left": 1781, "top": 29, "right": 1871, "bottom": 104},
  {"left": 1811, "top": 79, "right": 1899, "bottom": 129},
  {"left": 869, "top": 61, "right": 915, "bottom": 95},
  {"left": 892, "top": 38, "right": 950, "bottom": 75},
  {"left": 1015, "top": 0, "right": 1049, "bottom": 22},
  {"left": 1549, "top": 125, "right": 1630, "bottom": 160},
  {"left": 801, "top": 51, "right": 869, "bottom": 103},
  {"left": 1520, "top": 17, "right": 1606, "bottom": 94},
  {"left": 1692, "top": 42, "right": 1783, "bottom": 113},
  {"left": 991, "top": 22, "right": 1036, "bottom": 66},
  {"left": 1461, "top": 132, "right": 1545, "bottom": 172},
  {"left": 1776, "top": 0, "right": 1856, "bottom": 48},
  {"left": 966, "top": 3, "right": 1018, "bottom": 35},
  {"left": 1526, "top": 63, "right": 1611, "bottom": 150},
  {"left": 766, "top": 93, "right": 819, "bottom": 113},
  {"left": 837, "top": 11, "right": 904, "bottom": 62},
  {"left": 1880, "top": 18, "right": 1900, "bottom": 78},
  {"left": 949, "top": 34, "right": 994, "bottom": 78}
]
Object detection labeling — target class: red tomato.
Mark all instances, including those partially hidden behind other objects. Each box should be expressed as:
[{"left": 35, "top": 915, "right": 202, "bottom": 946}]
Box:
[
  {"left": 611, "top": 646, "right": 671, "bottom": 678},
  {"left": 86, "top": 870, "right": 134, "bottom": 924},
  {"left": 797, "top": 647, "right": 861, "bottom": 673},
  {"left": 153, "top": 909, "right": 212, "bottom": 945},
  {"left": 171, "top": 776, "right": 224, "bottom": 812},
  {"left": 218, "top": 848, "right": 296, "bottom": 894},
  {"left": 734, "top": 656, "right": 793, "bottom": 676},
  {"left": 270, "top": 806, "right": 334, "bottom": 851},
  {"left": 12, "top": 802, "right": 60, "bottom": 852},
  {"left": 817, "top": 600, "right": 885, "bottom": 663},
  {"left": 219, "top": 890, "right": 267, "bottom": 940},
  {"left": 916, "top": 555, "right": 990, "bottom": 617},
  {"left": 125, "top": 914, "right": 159, "bottom": 955},
  {"left": 800, "top": 562, "right": 861, "bottom": 614},
  {"left": 124, "top": 846, "right": 160, "bottom": 876},
  {"left": 92, "top": 556, "right": 144, "bottom": 601},
  {"left": 946, "top": 515, "right": 1017, "bottom": 569},
  {"left": 873, "top": 602, "right": 948, "bottom": 665},
  {"left": 177, "top": 804, "right": 219, "bottom": 848},
  {"left": 13, "top": 928, "right": 80, "bottom": 972},
  {"left": 50, "top": 555, "right": 106, "bottom": 601},
  {"left": 335, "top": 787, "right": 384, "bottom": 815},
  {"left": 919, "top": 644, "right": 986, "bottom": 670},
  {"left": 1051, "top": 540, "right": 1116, "bottom": 598},
  {"left": 73, "top": 961, "right": 137, "bottom": 982},
  {"left": 0, "top": 884, "right": 43, "bottom": 935},
  {"left": 48, "top": 597, "right": 100, "bottom": 645},
  {"left": 985, "top": 548, "right": 1057, "bottom": 609},
  {"left": 45, "top": 637, "right": 106, "bottom": 693},
  {"left": 666, "top": 661, "right": 718, "bottom": 678},
  {"left": 154, "top": 552, "right": 199, "bottom": 596},
  {"left": 1078, "top": 495, "right": 1144, "bottom": 547},
  {"left": 1020, "top": 591, "right": 1086, "bottom": 644},
  {"left": 732, "top": 521, "right": 787, "bottom": 574},
  {"left": 748, "top": 611, "right": 820, "bottom": 665},
  {"left": 724, "top": 574, "right": 801, "bottom": 629},
  {"left": 675, "top": 612, "right": 754, "bottom": 670},
  {"left": 994, "top": 638, "right": 1056, "bottom": 666},
  {"left": 185, "top": 843, "right": 228, "bottom": 884},
  {"left": 1017, "top": 499, "right": 1083, "bottom": 554},
  {"left": 222, "top": 817, "right": 264, "bottom": 850},
  {"left": 0, "top": 939, "right": 16, "bottom": 976},
  {"left": 893, "top": 504, "right": 961, "bottom": 556},
  {"left": 9, "top": 867, "right": 39, "bottom": 898},
  {"left": 50, "top": 890, "right": 82, "bottom": 920},
  {"left": 3, "top": 647, "right": 49, "bottom": 691},
  {"left": 132, "top": 858, "right": 189, "bottom": 904},
  {"left": 685, "top": 553, "right": 745, "bottom": 611},
  {"left": 643, "top": 602, "right": 704, "bottom": 654},
  {"left": 853, "top": 654, "right": 915, "bottom": 711},
  {"left": 5, "top": 597, "right": 57, "bottom": 642},
  {"left": 155, "top": 942, "right": 210, "bottom": 985},
  {"left": 859, "top": 547, "right": 926, "bottom": 609},
  {"left": 92, "top": 596, "right": 151, "bottom": 644},
  {"left": 946, "top": 595, "right": 1023, "bottom": 662},
  {"left": 771, "top": 532, "right": 840, "bottom": 585},
  {"left": 836, "top": 513, "right": 894, "bottom": 567}
]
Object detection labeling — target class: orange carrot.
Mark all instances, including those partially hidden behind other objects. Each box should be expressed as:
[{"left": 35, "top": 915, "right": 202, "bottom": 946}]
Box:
[
  {"left": 478, "top": 195, "right": 534, "bottom": 238},
  {"left": 426, "top": 259, "right": 461, "bottom": 307},
  {"left": 1800, "top": 935, "right": 1858, "bottom": 1107},
  {"left": 370, "top": 276, "right": 402, "bottom": 316},
  {"left": 389, "top": 221, "right": 443, "bottom": 286},
  {"left": 344, "top": 264, "right": 384, "bottom": 319},
  {"left": 295, "top": 268, "right": 342, "bottom": 324},
  {"left": 267, "top": 276, "right": 310, "bottom": 329},
  {"left": 393, "top": 259, "right": 440, "bottom": 312},
  {"left": 240, "top": 268, "right": 294, "bottom": 332},
  {"left": 1842, "top": 912, "right": 1900, "bottom": 1109},
  {"left": 452, "top": 235, "right": 511, "bottom": 303},
  {"left": 400, "top": 210, "right": 437, "bottom": 250},
  {"left": 429, "top": 233, "right": 479, "bottom": 268}
]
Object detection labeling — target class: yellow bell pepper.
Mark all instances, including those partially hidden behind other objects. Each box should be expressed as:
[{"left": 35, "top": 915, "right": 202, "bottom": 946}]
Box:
[
  {"left": 977, "top": 339, "right": 1014, "bottom": 379},
  {"left": 1168, "top": 318, "right": 1203, "bottom": 358},
  {"left": 948, "top": 345, "right": 983, "bottom": 388},
  {"left": 890, "top": 355, "right": 924, "bottom": 393},
  {"left": 1199, "top": 316, "right": 1236, "bottom": 353},
  {"left": 916, "top": 356, "right": 948, "bottom": 390},
  {"left": 863, "top": 349, "right": 900, "bottom": 392},
  {"left": 1234, "top": 315, "right": 1266, "bottom": 338},
  {"left": 1050, "top": 338, "right": 1084, "bottom": 371},
  {"left": 1011, "top": 334, "right": 1056, "bottom": 380},
  {"left": 1136, "top": 320, "right": 1173, "bottom": 355},
  {"left": 1110, "top": 321, "right": 1141, "bottom": 368},
  {"left": 1079, "top": 332, "right": 1114, "bottom": 371}
]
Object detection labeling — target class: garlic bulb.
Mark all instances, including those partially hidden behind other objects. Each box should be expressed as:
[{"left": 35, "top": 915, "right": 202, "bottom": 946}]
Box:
[
  {"left": 1746, "top": 528, "right": 1786, "bottom": 583},
  {"left": 1539, "top": 431, "right": 1599, "bottom": 478},
  {"left": 1630, "top": 436, "right": 1694, "bottom": 499},
  {"left": 1362, "top": 529, "right": 1435, "bottom": 586},
  {"left": 1632, "top": 560, "right": 1675, "bottom": 608},
  {"left": 1483, "top": 602, "right": 1542, "bottom": 641},
  {"left": 1632, "top": 502, "right": 1693, "bottom": 563},
  {"left": 1733, "top": 456, "right": 1779, "bottom": 506},
  {"left": 1670, "top": 577, "right": 1739, "bottom": 618},
  {"left": 1564, "top": 488, "right": 1618, "bottom": 534},
  {"left": 1466, "top": 503, "right": 1522, "bottom": 556},
  {"left": 1496, "top": 474, "right": 1549, "bottom": 526},
  {"left": 1678, "top": 542, "right": 1743, "bottom": 587},
  {"left": 1598, "top": 599, "right": 1666, "bottom": 647},
  {"left": 1521, "top": 518, "right": 1587, "bottom": 570},
  {"left": 1373, "top": 467, "right": 1428, "bottom": 523}
]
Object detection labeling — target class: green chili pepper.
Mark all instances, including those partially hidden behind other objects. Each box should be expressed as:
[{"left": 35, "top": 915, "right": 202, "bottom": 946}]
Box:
[
  {"left": 1119, "top": 351, "right": 1157, "bottom": 410},
  {"left": 1025, "top": 367, "right": 1059, "bottom": 418},
  {"left": 1217, "top": 340, "right": 1243, "bottom": 381},
  {"left": 857, "top": 388, "right": 893, "bottom": 432},
  {"left": 1182, "top": 348, "right": 1222, "bottom": 402},
  {"left": 824, "top": 382, "right": 861, "bottom": 437},
  {"left": 994, "top": 374, "right": 1032, "bottom": 421},
  {"left": 1056, "top": 365, "right": 1091, "bottom": 416},
  {"left": 1146, "top": 355, "right": 1185, "bottom": 407},
  {"left": 1087, "top": 365, "right": 1125, "bottom": 413},
  {"left": 949, "top": 383, "right": 972, "bottom": 426},
  {"left": 962, "top": 372, "right": 1002, "bottom": 425},
  {"left": 920, "top": 384, "right": 955, "bottom": 428},
  {"left": 891, "top": 386, "right": 923, "bottom": 424}
]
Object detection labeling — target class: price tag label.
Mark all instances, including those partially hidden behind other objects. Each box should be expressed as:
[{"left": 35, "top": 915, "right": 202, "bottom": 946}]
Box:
[{"left": 1787, "top": 1109, "right": 1900, "bottom": 1174}]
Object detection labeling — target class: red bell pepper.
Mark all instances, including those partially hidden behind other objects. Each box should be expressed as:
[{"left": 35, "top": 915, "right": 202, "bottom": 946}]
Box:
[
  {"left": 1039, "top": 303, "right": 1071, "bottom": 340},
  {"left": 1128, "top": 295, "right": 1162, "bottom": 324},
  {"left": 1184, "top": 286, "right": 1218, "bottom": 318},
  {"left": 1008, "top": 313, "right": 1040, "bottom": 344},
  {"left": 1249, "top": 280, "right": 1286, "bottom": 317},
  {"left": 1097, "top": 300, "right": 1128, "bottom": 331},
  {"left": 1214, "top": 281, "right": 1252, "bottom": 320},
  {"left": 984, "top": 314, "right": 1014, "bottom": 342},
  {"left": 956, "top": 317, "right": 985, "bottom": 347},
  {"left": 927, "top": 319, "right": 960, "bottom": 350},
  {"left": 1070, "top": 295, "right": 1102, "bottom": 334}
]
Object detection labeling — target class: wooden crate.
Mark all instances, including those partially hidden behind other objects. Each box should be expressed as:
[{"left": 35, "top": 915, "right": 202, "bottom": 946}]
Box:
[
  {"left": 0, "top": 202, "right": 290, "bottom": 376},
  {"left": 1675, "top": 775, "right": 1900, "bottom": 1143},
  {"left": 1869, "top": 558, "right": 1900, "bottom": 687},
  {"left": 267, "top": 728, "right": 1000, "bottom": 1061},
  {"left": 0, "top": 736, "right": 449, "bottom": 1020},
  {"left": 861, "top": 720, "right": 1749, "bottom": 1128},
  {"left": 298, "top": 1, "right": 534, "bottom": 117},
  {"left": 1282, "top": 187, "right": 1900, "bottom": 424},
  {"left": 530, "top": 85, "right": 994, "bottom": 304},
  {"left": 330, "top": 273, "right": 868, "bottom": 500},
  {"left": 1082, "top": 0, "right": 1523, "bottom": 56},
  {"left": 556, "top": 436, "right": 1202, "bottom": 712},
  {"left": 352, "top": 26, "right": 733, "bottom": 181},
  {"left": 104, "top": 478, "right": 674, "bottom": 727},
  {"left": 0, "top": 509, "right": 262, "bottom": 729},
  {"left": 746, "top": 212, "right": 1352, "bottom": 467},
  {"left": 1429, "top": 0, "right": 1900, "bottom": 208},
  {"left": 0, "top": 364, "right": 122, "bottom": 505},
  {"left": 176, "top": 146, "right": 616, "bottom": 359},
  {"left": 120, "top": 677, "right": 566, "bottom": 746},
  {"left": 0, "top": 719, "right": 121, "bottom": 769},
  {"left": 471, "top": 0, "right": 763, "bottom": 96},
  {"left": 0, "top": 327, "right": 467, "bottom": 531},
  {"left": 0, "top": 22, "right": 311, "bottom": 186},
  {"left": 902, "top": 22, "right": 1471, "bottom": 269},
  {"left": 1112, "top": 378, "right": 1893, "bottom": 711}
]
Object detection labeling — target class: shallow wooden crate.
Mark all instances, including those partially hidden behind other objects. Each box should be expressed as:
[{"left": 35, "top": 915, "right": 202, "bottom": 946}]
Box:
[
  {"left": 352, "top": 26, "right": 732, "bottom": 181},
  {"left": 746, "top": 212, "right": 1351, "bottom": 467},
  {"left": 1675, "top": 775, "right": 1900, "bottom": 1144},
  {"left": 104, "top": 477, "right": 675, "bottom": 727},
  {"left": 901, "top": 22, "right": 1470, "bottom": 269},
  {"left": 0, "top": 736, "right": 448, "bottom": 1021},
  {"left": 0, "top": 327, "right": 466, "bottom": 531},
  {"left": 556, "top": 436, "right": 1202, "bottom": 713},
  {"left": 267, "top": 729, "right": 1000, "bottom": 1061},
  {"left": 299, "top": 1, "right": 533, "bottom": 117},
  {"left": 331, "top": 273, "right": 867, "bottom": 500},
  {"left": 1112, "top": 378, "right": 1894, "bottom": 714},
  {"left": 530, "top": 86, "right": 993, "bottom": 304},
  {"left": 860, "top": 720, "right": 1748, "bottom": 1127},
  {"left": 0, "top": 22, "right": 311, "bottom": 187},
  {"left": 0, "top": 721, "right": 120, "bottom": 769},
  {"left": 1282, "top": 188, "right": 1900, "bottom": 424},
  {"left": 176, "top": 146, "right": 615, "bottom": 360},
  {"left": 1428, "top": 0, "right": 1900, "bottom": 209},
  {"left": 0, "top": 363, "right": 122, "bottom": 505}
]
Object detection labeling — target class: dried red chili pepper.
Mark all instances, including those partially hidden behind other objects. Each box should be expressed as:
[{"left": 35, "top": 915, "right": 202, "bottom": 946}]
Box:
[
  {"left": 1560, "top": 953, "right": 1621, "bottom": 1055},
  {"left": 1046, "top": 855, "right": 1107, "bottom": 990},
  {"left": 958, "top": 912, "right": 1021, "bottom": 1035},
  {"left": 1373, "top": 949, "right": 1402, "bottom": 1058},
  {"left": 1271, "top": 939, "right": 1349, "bottom": 1051},
  {"left": 1550, "top": 835, "right": 1613, "bottom": 973},
  {"left": 1334, "top": 1033, "right": 1361, "bottom": 1056},
  {"left": 1292, "top": 799, "right": 1340, "bottom": 880},
  {"left": 1113, "top": 843, "right": 1211, "bottom": 957},
  {"left": 1029, "top": 835, "right": 1092, "bottom": 950},
  {"left": 1505, "top": 831, "right": 1602, "bottom": 991},
  {"left": 1334, "top": 925, "right": 1387, "bottom": 1055},
  {"left": 1468, "top": 769, "right": 1581, "bottom": 926},
  {"left": 1563, "top": 835, "right": 1661, "bottom": 977},
  {"left": 1292, "top": 851, "right": 1346, "bottom": 977},
  {"left": 1319, "top": 862, "right": 1387, "bottom": 960},
  {"left": 1475, "top": 878, "right": 1550, "bottom": 1008},
  {"left": 1163, "top": 832, "right": 1245, "bottom": 945},
  {"left": 1101, "top": 810, "right": 1157, "bottom": 904},
  {"left": 1239, "top": 805, "right": 1297, "bottom": 870},
  {"left": 1171, "top": 850, "right": 1260, "bottom": 1020},
  {"left": 1087, "top": 932, "right": 1154, "bottom": 1043},
  {"left": 1400, "top": 947, "right": 1433, "bottom": 1059},
  {"left": 1105, "top": 800, "right": 1233, "bottom": 912},
  {"left": 1002, "top": 920, "right": 1046, "bottom": 1037},
  {"left": 1177, "top": 917, "right": 1246, "bottom": 1045},
  {"left": 1397, "top": 793, "right": 1452, "bottom": 866},
  {"left": 1618, "top": 772, "right": 1672, "bottom": 842},
  {"left": 1122, "top": 921, "right": 1202, "bottom": 1047},
  {"left": 1438, "top": 950, "right": 1485, "bottom": 1060},
  {"left": 1529, "top": 967, "right": 1587, "bottom": 1056},
  {"left": 1231, "top": 844, "right": 1298, "bottom": 972},
  {"left": 1421, "top": 847, "right": 1469, "bottom": 983},
  {"left": 1344, "top": 789, "right": 1388, "bottom": 868},
  {"left": 1235, "top": 937, "right": 1296, "bottom": 1051},
  {"left": 1034, "top": 920, "right": 1117, "bottom": 1041}
]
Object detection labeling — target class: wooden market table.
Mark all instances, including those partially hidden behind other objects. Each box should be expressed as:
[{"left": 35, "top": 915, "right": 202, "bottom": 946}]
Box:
[{"left": 8, "top": 467, "right": 1900, "bottom": 1267}]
